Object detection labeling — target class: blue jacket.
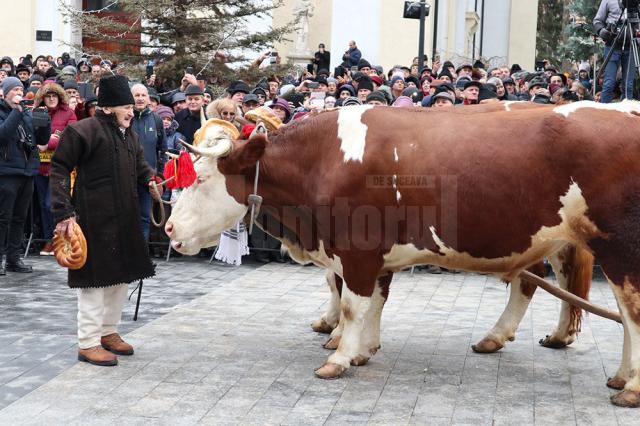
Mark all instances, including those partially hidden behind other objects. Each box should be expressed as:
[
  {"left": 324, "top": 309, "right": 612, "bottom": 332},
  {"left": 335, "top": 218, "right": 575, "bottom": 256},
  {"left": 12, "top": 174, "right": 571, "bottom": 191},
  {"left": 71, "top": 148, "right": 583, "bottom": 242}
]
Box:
[
  {"left": 132, "top": 107, "right": 167, "bottom": 175},
  {"left": 0, "top": 100, "right": 50, "bottom": 176},
  {"left": 342, "top": 47, "right": 362, "bottom": 68}
]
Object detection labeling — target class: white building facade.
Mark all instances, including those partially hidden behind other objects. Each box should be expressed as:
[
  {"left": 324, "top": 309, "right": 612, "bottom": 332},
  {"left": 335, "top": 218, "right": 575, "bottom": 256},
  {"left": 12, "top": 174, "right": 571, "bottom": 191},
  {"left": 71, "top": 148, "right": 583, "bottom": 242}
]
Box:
[
  {"left": 273, "top": 0, "right": 540, "bottom": 72},
  {"left": 0, "top": 0, "right": 82, "bottom": 61}
]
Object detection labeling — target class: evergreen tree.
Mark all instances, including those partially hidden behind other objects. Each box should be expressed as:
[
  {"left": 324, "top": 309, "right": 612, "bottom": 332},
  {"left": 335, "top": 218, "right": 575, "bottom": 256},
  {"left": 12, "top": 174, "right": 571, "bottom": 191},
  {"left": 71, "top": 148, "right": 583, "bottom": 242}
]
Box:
[
  {"left": 59, "top": 0, "right": 292, "bottom": 83},
  {"left": 561, "top": 0, "right": 600, "bottom": 63},
  {"left": 536, "top": 0, "right": 567, "bottom": 67}
]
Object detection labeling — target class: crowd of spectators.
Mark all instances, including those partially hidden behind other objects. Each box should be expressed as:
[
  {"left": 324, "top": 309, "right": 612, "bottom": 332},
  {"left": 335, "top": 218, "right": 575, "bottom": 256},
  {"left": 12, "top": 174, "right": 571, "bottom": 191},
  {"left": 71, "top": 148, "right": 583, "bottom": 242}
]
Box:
[{"left": 0, "top": 39, "right": 628, "bottom": 269}]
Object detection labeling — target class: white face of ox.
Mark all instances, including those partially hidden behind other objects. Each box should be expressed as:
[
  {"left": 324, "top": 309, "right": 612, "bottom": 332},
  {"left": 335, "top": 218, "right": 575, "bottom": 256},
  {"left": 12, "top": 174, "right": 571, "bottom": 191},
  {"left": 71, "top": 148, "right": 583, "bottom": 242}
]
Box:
[{"left": 166, "top": 126, "right": 248, "bottom": 255}]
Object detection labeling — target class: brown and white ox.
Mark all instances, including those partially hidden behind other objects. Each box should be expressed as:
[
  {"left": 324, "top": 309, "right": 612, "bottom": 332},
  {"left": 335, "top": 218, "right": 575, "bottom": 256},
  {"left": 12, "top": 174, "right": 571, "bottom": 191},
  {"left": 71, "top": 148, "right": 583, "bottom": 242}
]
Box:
[{"left": 166, "top": 101, "right": 640, "bottom": 407}]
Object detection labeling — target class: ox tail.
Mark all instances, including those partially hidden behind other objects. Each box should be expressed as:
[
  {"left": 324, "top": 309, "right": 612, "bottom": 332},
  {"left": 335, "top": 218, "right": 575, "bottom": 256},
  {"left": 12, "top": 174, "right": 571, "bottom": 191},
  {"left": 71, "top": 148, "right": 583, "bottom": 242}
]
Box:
[{"left": 565, "top": 245, "right": 594, "bottom": 335}]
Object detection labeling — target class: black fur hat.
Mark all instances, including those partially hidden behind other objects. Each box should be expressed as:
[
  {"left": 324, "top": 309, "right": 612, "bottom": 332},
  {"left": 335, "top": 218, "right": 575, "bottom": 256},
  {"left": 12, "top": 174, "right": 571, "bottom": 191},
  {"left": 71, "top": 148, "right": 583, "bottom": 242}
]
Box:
[{"left": 98, "top": 75, "right": 134, "bottom": 107}]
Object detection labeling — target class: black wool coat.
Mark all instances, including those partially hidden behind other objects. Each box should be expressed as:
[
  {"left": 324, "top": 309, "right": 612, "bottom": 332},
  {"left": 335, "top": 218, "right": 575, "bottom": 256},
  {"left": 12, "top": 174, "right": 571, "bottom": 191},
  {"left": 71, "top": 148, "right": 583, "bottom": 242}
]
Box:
[{"left": 50, "top": 111, "right": 155, "bottom": 288}]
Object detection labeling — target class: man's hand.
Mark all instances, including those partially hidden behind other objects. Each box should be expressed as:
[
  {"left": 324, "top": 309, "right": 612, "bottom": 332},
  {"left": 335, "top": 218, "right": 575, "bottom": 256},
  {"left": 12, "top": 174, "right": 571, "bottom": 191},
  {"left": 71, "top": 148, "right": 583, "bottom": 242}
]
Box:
[
  {"left": 599, "top": 28, "right": 614, "bottom": 44},
  {"left": 55, "top": 217, "right": 77, "bottom": 239},
  {"left": 149, "top": 180, "right": 163, "bottom": 201},
  {"left": 8, "top": 95, "right": 23, "bottom": 111},
  {"left": 181, "top": 73, "right": 197, "bottom": 90}
]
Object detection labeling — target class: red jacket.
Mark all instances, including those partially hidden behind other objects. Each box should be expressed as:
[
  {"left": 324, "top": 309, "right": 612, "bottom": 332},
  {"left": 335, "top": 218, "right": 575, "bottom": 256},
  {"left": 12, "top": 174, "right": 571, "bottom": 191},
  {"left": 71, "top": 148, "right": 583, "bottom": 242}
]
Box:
[{"left": 38, "top": 104, "right": 77, "bottom": 176}]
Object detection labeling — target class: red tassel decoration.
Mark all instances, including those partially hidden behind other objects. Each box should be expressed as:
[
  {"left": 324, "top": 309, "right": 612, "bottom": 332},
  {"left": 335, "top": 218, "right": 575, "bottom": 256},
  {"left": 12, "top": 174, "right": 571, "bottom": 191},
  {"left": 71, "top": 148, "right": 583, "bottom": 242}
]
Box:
[
  {"left": 241, "top": 124, "right": 256, "bottom": 139},
  {"left": 176, "top": 151, "right": 197, "bottom": 188},
  {"left": 164, "top": 158, "right": 178, "bottom": 189}
]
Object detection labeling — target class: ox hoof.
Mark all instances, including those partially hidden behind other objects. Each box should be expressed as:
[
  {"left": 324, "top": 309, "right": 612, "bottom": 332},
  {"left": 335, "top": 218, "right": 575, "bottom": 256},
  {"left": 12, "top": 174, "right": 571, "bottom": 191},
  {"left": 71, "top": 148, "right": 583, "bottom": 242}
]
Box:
[
  {"left": 471, "top": 337, "right": 504, "bottom": 354},
  {"left": 311, "top": 319, "right": 335, "bottom": 334},
  {"left": 369, "top": 345, "right": 381, "bottom": 356},
  {"left": 611, "top": 390, "right": 640, "bottom": 408},
  {"left": 350, "top": 355, "right": 370, "bottom": 366},
  {"left": 314, "top": 362, "right": 346, "bottom": 379},
  {"left": 538, "top": 335, "right": 571, "bottom": 349},
  {"left": 607, "top": 376, "right": 627, "bottom": 390},
  {"left": 323, "top": 336, "right": 341, "bottom": 350}
]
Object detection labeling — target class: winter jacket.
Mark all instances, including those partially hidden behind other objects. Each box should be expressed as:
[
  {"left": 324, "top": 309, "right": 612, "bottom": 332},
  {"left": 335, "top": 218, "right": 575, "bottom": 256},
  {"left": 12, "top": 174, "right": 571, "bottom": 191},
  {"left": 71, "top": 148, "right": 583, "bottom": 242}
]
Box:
[
  {"left": 165, "top": 120, "right": 184, "bottom": 154},
  {"left": 33, "top": 83, "right": 77, "bottom": 176},
  {"left": 132, "top": 107, "right": 167, "bottom": 175},
  {"left": 594, "top": 0, "right": 629, "bottom": 49},
  {"left": 0, "top": 100, "right": 50, "bottom": 176},
  {"left": 175, "top": 107, "right": 204, "bottom": 144},
  {"left": 342, "top": 47, "right": 362, "bottom": 68},
  {"left": 50, "top": 111, "right": 155, "bottom": 288}
]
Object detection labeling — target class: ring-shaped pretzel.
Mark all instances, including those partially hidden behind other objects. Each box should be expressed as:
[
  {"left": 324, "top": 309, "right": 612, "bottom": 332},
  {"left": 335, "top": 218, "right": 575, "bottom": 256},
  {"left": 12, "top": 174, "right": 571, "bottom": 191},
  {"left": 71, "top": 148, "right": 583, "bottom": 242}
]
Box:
[{"left": 52, "top": 222, "right": 87, "bottom": 270}]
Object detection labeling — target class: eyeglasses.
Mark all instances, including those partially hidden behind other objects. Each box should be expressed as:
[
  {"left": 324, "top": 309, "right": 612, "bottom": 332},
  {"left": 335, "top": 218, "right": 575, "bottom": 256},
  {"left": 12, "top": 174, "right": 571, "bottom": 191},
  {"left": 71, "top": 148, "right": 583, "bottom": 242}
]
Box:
[
  {"left": 221, "top": 111, "right": 235, "bottom": 117},
  {"left": 45, "top": 94, "right": 58, "bottom": 99}
]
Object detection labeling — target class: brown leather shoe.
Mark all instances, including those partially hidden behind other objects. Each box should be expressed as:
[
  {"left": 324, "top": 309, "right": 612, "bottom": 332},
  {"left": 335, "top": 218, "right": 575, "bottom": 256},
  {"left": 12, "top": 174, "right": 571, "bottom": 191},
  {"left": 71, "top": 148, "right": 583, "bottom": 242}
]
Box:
[
  {"left": 78, "top": 345, "right": 118, "bottom": 366},
  {"left": 101, "top": 333, "right": 134, "bottom": 356}
]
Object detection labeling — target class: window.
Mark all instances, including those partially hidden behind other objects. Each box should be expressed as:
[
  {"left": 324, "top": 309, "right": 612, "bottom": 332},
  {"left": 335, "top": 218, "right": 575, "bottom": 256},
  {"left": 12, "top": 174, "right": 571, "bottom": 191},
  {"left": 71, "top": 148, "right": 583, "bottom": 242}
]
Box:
[{"left": 85, "top": 0, "right": 121, "bottom": 11}]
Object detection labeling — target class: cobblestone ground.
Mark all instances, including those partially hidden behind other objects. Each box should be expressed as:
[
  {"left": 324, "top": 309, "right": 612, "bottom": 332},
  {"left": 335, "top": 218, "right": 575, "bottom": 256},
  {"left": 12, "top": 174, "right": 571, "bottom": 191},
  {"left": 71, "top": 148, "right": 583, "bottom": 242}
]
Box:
[{"left": 0, "top": 257, "right": 635, "bottom": 425}]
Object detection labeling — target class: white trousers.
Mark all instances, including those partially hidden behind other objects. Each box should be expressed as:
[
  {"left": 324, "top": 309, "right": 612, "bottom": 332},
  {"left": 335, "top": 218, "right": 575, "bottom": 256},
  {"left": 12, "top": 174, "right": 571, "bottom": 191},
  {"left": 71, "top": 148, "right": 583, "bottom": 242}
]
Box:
[{"left": 77, "top": 284, "right": 128, "bottom": 349}]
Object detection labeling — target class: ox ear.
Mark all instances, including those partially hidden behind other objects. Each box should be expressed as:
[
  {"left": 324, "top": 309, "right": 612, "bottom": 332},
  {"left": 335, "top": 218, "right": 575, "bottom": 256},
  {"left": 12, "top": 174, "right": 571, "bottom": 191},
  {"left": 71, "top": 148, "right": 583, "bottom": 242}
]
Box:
[{"left": 219, "top": 133, "right": 267, "bottom": 174}]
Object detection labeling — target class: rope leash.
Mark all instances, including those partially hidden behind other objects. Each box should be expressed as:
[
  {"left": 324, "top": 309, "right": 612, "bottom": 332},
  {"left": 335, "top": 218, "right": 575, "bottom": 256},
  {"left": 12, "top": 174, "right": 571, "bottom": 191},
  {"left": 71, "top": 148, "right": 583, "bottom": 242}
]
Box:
[{"left": 150, "top": 152, "right": 202, "bottom": 228}]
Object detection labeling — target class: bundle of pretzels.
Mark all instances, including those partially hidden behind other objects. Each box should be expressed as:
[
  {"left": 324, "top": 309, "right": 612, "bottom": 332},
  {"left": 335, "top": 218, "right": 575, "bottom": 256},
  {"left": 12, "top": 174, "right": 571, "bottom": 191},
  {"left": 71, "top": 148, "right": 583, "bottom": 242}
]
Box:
[{"left": 52, "top": 221, "right": 87, "bottom": 270}]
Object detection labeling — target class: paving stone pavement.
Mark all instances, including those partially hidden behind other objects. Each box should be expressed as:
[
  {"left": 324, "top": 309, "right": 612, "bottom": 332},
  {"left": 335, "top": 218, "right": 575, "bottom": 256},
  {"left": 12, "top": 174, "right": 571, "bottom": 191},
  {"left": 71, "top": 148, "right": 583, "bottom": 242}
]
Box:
[{"left": 0, "top": 257, "right": 636, "bottom": 425}]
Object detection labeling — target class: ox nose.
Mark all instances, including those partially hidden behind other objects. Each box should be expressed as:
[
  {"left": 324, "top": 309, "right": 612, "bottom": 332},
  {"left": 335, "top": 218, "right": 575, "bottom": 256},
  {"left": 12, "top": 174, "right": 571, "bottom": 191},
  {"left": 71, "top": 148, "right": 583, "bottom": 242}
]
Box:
[{"left": 165, "top": 221, "right": 174, "bottom": 237}]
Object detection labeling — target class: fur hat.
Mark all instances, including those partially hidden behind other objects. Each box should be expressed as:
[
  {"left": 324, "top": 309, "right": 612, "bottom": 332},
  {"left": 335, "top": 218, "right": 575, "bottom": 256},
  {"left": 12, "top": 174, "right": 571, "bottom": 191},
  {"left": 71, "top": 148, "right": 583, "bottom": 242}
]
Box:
[
  {"left": 34, "top": 82, "right": 69, "bottom": 107},
  {"left": 97, "top": 75, "right": 134, "bottom": 107}
]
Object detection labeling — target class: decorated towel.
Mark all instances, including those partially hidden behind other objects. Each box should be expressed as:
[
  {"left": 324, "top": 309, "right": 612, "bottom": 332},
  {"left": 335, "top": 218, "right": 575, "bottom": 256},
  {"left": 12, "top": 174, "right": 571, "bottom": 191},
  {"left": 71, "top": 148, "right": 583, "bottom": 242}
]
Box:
[{"left": 214, "top": 221, "right": 249, "bottom": 265}]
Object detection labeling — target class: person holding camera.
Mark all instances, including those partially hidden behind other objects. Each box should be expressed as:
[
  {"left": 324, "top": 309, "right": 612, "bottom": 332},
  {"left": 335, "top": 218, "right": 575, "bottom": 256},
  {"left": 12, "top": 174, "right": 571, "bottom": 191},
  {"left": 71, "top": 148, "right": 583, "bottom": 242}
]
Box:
[
  {"left": 0, "top": 77, "right": 51, "bottom": 275},
  {"left": 313, "top": 43, "right": 331, "bottom": 73},
  {"left": 594, "top": 0, "right": 636, "bottom": 102},
  {"left": 342, "top": 40, "right": 362, "bottom": 68}
]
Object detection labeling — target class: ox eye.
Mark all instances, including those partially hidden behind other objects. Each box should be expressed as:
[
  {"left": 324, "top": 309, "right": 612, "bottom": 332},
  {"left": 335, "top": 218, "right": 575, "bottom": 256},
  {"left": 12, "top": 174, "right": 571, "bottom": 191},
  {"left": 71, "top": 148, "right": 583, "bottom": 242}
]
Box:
[{"left": 197, "top": 176, "right": 206, "bottom": 184}]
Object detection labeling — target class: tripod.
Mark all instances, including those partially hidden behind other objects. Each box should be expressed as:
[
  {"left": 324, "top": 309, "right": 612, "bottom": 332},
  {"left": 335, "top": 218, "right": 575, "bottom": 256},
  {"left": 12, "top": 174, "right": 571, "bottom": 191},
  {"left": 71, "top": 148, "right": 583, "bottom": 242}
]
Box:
[{"left": 597, "top": 5, "right": 640, "bottom": 99}]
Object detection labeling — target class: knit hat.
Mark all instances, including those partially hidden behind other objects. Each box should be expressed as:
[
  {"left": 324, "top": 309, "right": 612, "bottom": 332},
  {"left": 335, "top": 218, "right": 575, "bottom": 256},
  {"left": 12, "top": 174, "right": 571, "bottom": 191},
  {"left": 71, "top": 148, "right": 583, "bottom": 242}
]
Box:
[
  {"left": 97, "top": 75, "right": 135, "bottom": 107},
  {"left": 370, "top": 75, "right": 383, "bottom": 86},
  {"left": 358, "top": 59, "right": 372, "bottom": 70},
  {"left": 342, "top": 96, "right": 363, "bottom": 106},
  {"left": 365, "top": 91, "right": 388, "bottom": 105},
  {"left": 2, "top": 77, "right": 22, "bottom": 95},
  {"left": 61, "top": 65, "right": 77, "bottom": 76},
  {"left": 392, "top": 96, "right": 414, "bottom": 108},
  {"left": 437, "top": 68, "right": 454, "bottom": 81},
  {"left": 63, "top": 79, "right": 79, "bottom": 91},
  {"left": 389, "top": 75, "right": 404, "bottom": 88},
  {"left": 28, "top": 74, "right": 44, "bottom": 85},
  {"left": 338, "top": 84, "right": 356, "bottom": 96},
  {"left": 578, "top": 62, "right": 591, "bottom": 74},
  {"left": 155, "top": 105, "right": 174, "bottom": 119},
  {"left": 358, "top": 77, "right": 374, "bottom": 92},
  {"left": 251, "top": 86, "right": 267, "bottom": 97},
  {"left": 463, "top": 80, "right": 482, "bottom": 91}
]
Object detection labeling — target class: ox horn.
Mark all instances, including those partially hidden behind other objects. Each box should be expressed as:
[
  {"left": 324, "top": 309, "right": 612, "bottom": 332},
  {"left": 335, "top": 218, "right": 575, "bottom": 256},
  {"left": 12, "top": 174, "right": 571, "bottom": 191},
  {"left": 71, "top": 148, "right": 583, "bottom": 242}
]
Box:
[
  {"left": 179, "top": 138, "right": 233, "bottom": 158},
  {"left": 200, "top": 107, "right": 207, "bottom": 127}
]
